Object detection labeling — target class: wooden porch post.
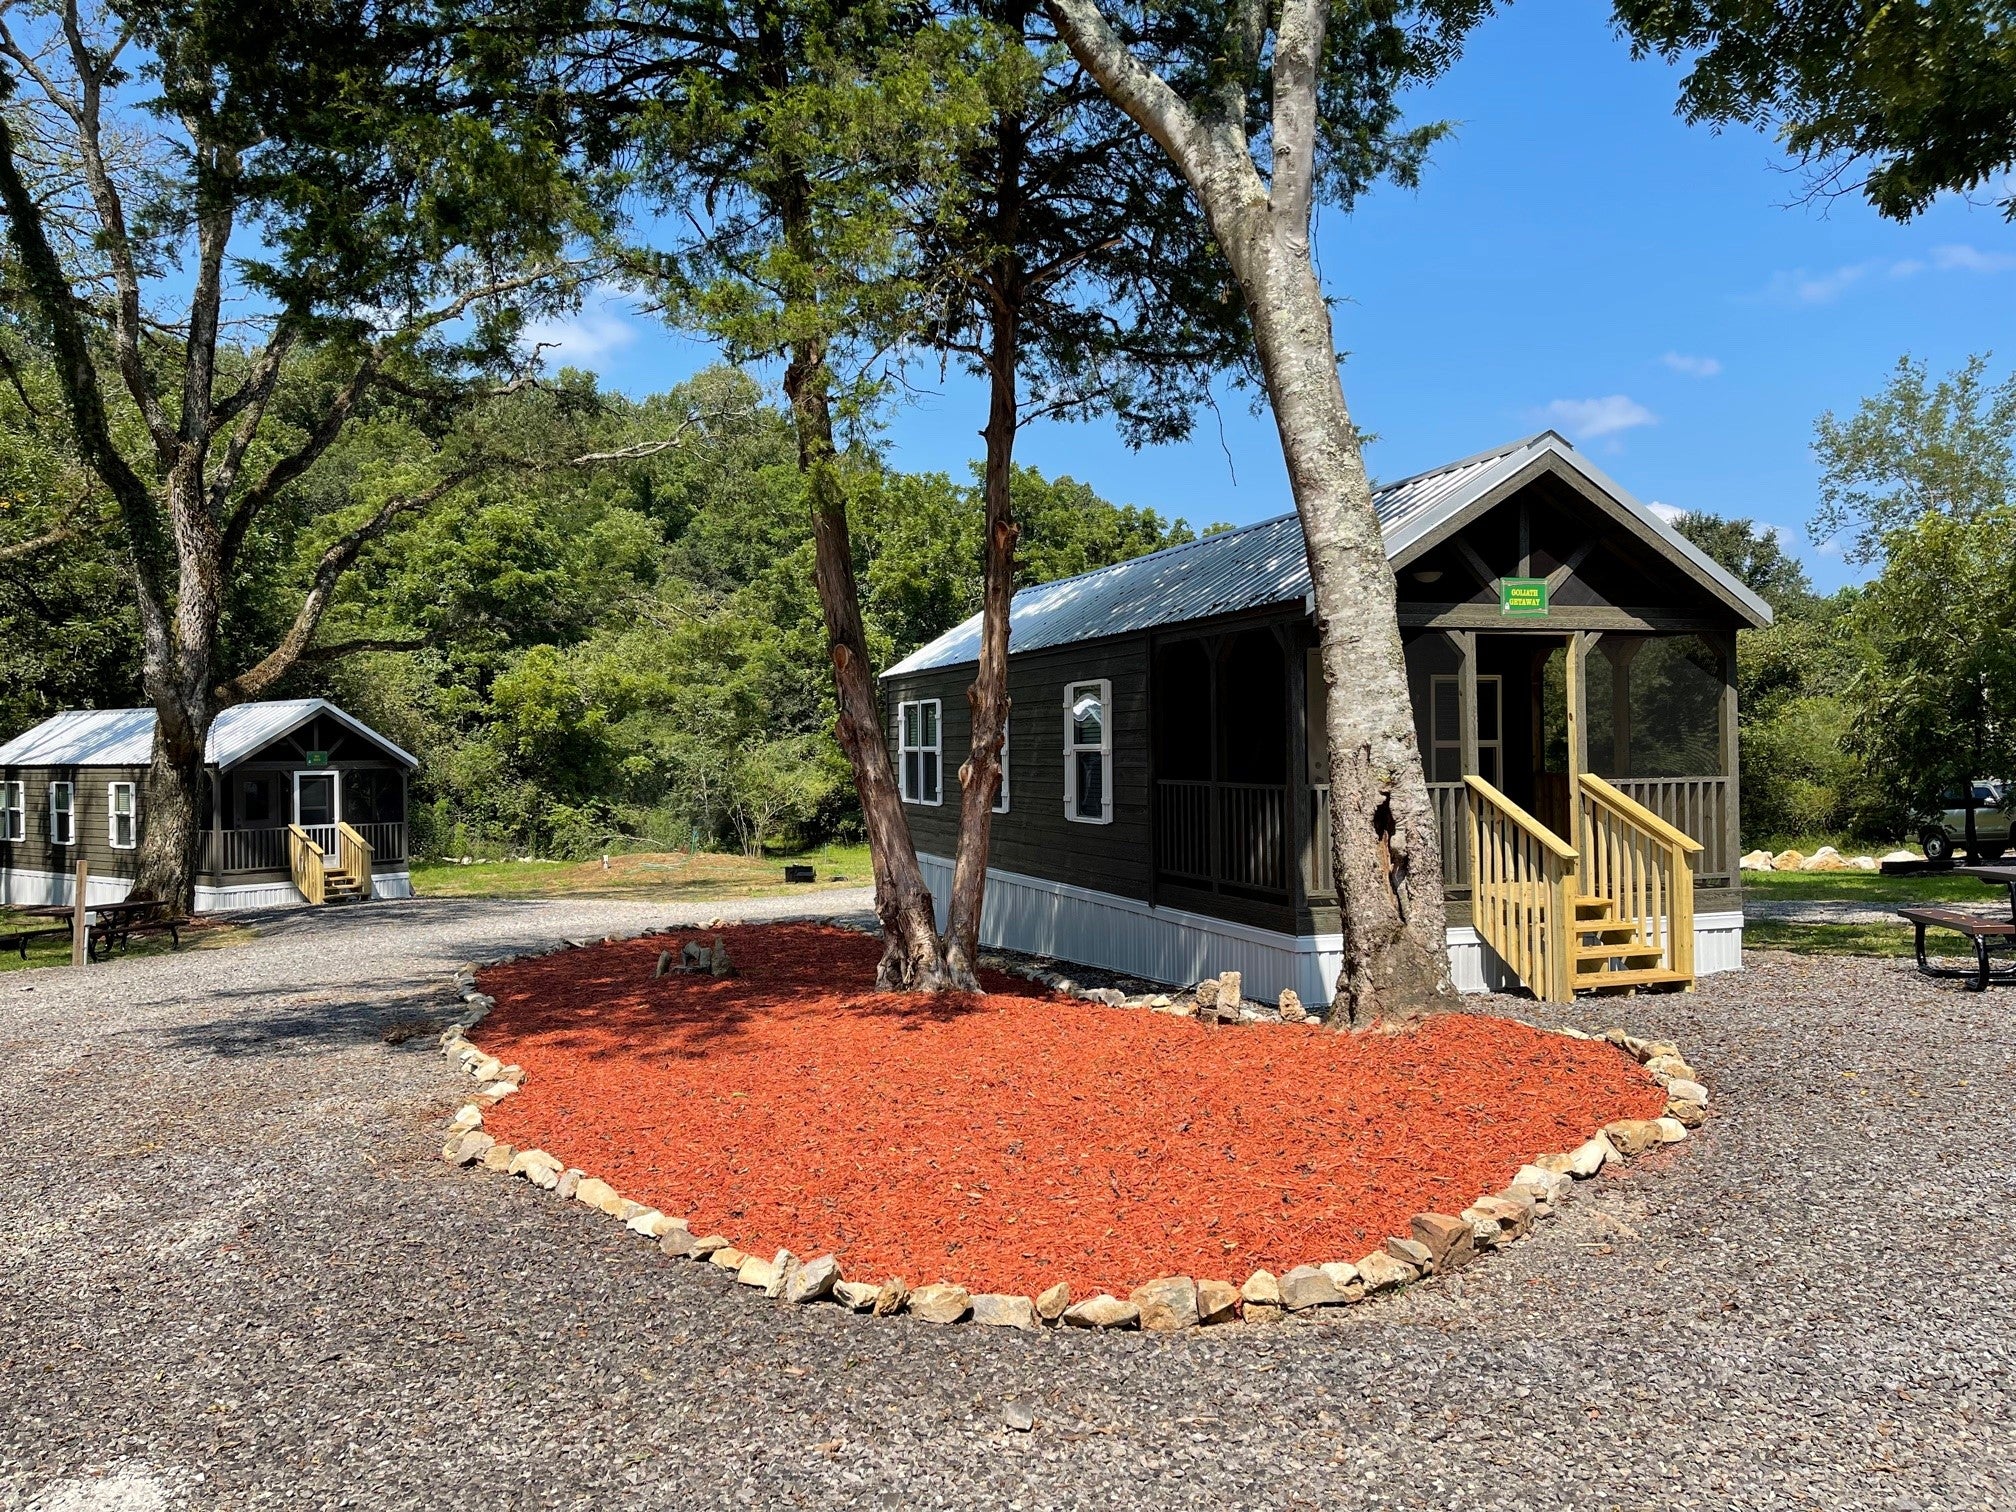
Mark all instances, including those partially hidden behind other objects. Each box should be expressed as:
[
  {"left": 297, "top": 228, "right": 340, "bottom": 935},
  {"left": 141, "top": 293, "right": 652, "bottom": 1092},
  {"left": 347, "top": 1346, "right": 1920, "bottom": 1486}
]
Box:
[
  {"left": 1564, "top": 633, "right": 1590, "bottom": 859},
  {"left": 1454, "top": 629, "right": 1478, "bottom": 894},
  {"left": 1608, "top": 638, "right": 1641, "bottom": 777},
  {"left": 208, "top": 769, "right": 223, "bottom": 884}
]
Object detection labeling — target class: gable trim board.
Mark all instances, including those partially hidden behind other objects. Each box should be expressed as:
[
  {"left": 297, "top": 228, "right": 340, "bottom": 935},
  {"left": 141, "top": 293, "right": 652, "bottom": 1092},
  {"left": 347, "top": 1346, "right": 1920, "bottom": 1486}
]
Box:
[
  {"left": 914, "top": 852, "right": 1742, "bottom": 1007},
  {"left": 886, "top": 431, "right": 1771, "bottom": 680}
]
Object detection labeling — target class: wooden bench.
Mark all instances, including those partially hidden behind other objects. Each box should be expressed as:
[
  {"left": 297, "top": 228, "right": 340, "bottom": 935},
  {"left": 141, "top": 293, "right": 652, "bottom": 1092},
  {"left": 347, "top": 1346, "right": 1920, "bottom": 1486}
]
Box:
[
  {"left": 0, "top": 924, "right": 73, "bottom": 959},
  {"left": 1898, "top": 906, "right": 2016, "bottom": 991},
  {"left": 86, "top": 902, "right": 182, "bottom": 963}
]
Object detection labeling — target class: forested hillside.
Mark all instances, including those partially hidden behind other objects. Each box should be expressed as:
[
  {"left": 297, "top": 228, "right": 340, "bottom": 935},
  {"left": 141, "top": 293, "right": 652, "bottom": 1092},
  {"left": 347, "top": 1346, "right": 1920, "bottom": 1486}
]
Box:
[{"left": 0, "top": 363, "right": 1208, "bottom": 859}]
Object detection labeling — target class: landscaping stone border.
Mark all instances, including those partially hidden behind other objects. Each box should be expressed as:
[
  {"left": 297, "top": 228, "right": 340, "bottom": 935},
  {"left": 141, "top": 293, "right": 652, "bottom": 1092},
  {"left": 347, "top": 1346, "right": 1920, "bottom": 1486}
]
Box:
[{"left": 433, "top": 924, "right": 1710, "bottom": 1334}]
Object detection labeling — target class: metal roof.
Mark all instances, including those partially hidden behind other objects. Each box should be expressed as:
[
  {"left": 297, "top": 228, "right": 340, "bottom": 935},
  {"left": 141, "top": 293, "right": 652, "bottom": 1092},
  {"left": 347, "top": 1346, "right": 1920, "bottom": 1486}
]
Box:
[
  {"left": 0, "top": 698, "right": 418, "bottom": 770},
  {"left": 884, "top": 432, "right": 1771, "bottom": 676}
]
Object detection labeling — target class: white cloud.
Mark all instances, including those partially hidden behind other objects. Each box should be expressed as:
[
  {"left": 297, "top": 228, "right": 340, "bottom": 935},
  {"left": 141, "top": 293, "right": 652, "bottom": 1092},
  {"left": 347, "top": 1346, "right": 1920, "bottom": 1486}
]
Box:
[
  {"left": 1763, "top": 243, "right": 2016, "bottom": 304},
  {"left": 1540, "top": 394, "right": 1657, "bottom": 441},
  {"left": 1661, "top": 352, "right": 1722, "bottom": 379},
  {"left": 519, "top": 284, "right": 641, "bottom": 366},
  {"left": 1646, "top": 500, "right": 1688, "bottom": 524}
]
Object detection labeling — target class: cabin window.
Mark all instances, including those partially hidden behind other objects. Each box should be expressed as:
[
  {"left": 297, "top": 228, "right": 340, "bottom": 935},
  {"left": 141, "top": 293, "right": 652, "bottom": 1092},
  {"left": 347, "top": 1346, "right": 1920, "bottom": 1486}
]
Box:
[
  {"left": 1429, "top": 674, "right": 1502, "bottom": 787},
  {"left": 49, "top": 782, "right": 74, "bottom": 846},
  {"left": 108, "top": 781, "right": 137, "bottom": 849},
  {"left": 0, "top": 781, "right": 22, "bottom": 841},
  {"left": 898, "top": 699, "right": 941, "bottom": 805},
  {"left": 237, "top": 774, "right": 277, "bottom": 827},
  {"left": 1064, "top": 680, "right": 1112, "bottom": 824},
  {"left": 993, "top": 720, "right": 1010, "bottom": 814}
]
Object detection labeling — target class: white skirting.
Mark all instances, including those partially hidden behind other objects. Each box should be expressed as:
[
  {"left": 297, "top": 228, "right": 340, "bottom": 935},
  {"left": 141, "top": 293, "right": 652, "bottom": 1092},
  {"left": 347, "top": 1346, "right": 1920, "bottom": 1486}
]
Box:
[
  {"left": 918, "top": 853, "right": 1744, "bottom": 1008},
  {"left": 0, "top": 865, "right": 412, "bottom": 912}
]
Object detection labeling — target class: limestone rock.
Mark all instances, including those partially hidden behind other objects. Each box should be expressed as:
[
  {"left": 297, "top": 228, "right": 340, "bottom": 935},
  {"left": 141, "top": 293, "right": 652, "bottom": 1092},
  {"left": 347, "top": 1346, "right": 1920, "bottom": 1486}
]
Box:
[
  {"left": 1239, "top": 1269, "right": 1281, "bottom": 1307},
  {"left": 1460, "top": 1210, "right": 1505, "bottom": 1249},
  {"left": 1411, "top": 1213, "right": 1476, "bottom": 1272},
  {"left": 1602, "top": 1119, "right": 1661, "bottom": 1157},
  {"left": 971, "top": 1293, "right": 1040, "bottom": 1330},
  {"left": 1771, "top": 848, "right": 1805, "bottom": 871},
  {"left": 909, "top": 1282, "right": 972, "bottom": 1324},
  {"left": 1216, "top": 971, "right": 1242, "bottom": 1012},
  {"left": 1035, "top": 1282, "right": 1072, "bottom": 1322},
  {"left": 736, "top": 1254, "right": 779, "bottom": 1290},
  {"left": 1384, "top": 1236, "right": 1435, "bottom": 1272},
  {"left": 1739, "top": 849, "right": 1775, "bottom": 871},
  {"left": 1277, "top": 989, "right": 1307, "bottom": 1023},
  {"left": 1880, "top": 850, "right": 1918, "bottom": 865},
  {"left": 441, "top": 1131, "right": 492, "bottom": 1165},
  {"left": 476, "top": 1081, "right": 518, "bottom": 1101},
  {"left": 709, "top": 1247, "right": 748, "bottom": 1271},
  {"left": 687, "top": 1233, "right": 731, "bottom": 1257},
  {"left": 1193, "top": 977, "right": 1220, "bottom": 1010},
  {"left": 764, "top": 1250, "right": 801, "bottom": 1299},
  {"left": 1243, "top": 1303, "right": 1283, "bottom": 1324},
  {"left": 553, "top": 1168, "right": 585, "bottom": 1201},
  {"left": 658, "top": 1223, "right": 698, "bottom": 1259},
  {"left": 1062, "top": 1294, "right": 1139, "bottom": 1330},
  {"left": 1564, "top": 1131, "right": 1618, "bottom": 1177},
  {"left": 612, "top": 1200, "right": 649, "bottom": 1225},
  {"left": 1130, "top": 1276, "right": 1200, "bottom": 1332},
  {"left": 1534, "top": 1151, "right": 1577, "bottom": 1176},
  {"left": 1354, "top": 1251, "right": 1417, "bottom": 1293},
  {"left": 1666, "top": 1077, "right": 1709, "bottom": 1105},
  {"left": 872, "top": 1278, "right": 909, "bottom": 1317},
  {"left": 1511, "top": 1165, "right": 1571, "bottom": 1205},
  {"left": 1279, "top": 1263, "right": 1351, "bottom": 1311},
  {"left": 786, "top": 1254, "right": 840, "bottom": 1304},
  {"left": 1666, "top": 1099, "right": 1708, "bottom": 1128},
  {"left": 1650, "top": 1115, "right": 1690, "bottom": 1143},
  {"left": 834, "top": 1280, "right": 880, "bottom": 1312},
  {"left": 447, "top": 1104, "right": 484, "bottom": 1134},
  {"left": 1474, "top": 1191, "right": 1534, "bottom": 1240},
  {"left": 710, "top": 935, "right": 734, "bottom": 977},
  {"left": 625, "top": 1208, "right": 674, "bottom": 1238},
  {"left": 1644, "top": 1054, "right": 1697, "bottom": 1081},
  {"left": 1196, "top": 1278, "right": 1240, "bottom": 1324},
  {"left": 573, "top": 1177, "right": 622, "bottom": 1214},
  {"left": 480, "top": 1142, "right": 517, "bottom": 1173}
]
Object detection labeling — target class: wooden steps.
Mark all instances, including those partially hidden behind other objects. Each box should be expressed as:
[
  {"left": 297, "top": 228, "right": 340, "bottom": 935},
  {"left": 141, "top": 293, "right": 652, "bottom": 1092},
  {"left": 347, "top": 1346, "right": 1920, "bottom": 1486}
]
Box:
[
  {"left": 1568, "top": 893, "right": 1686, "bottom": 993},
  {"left": 322, "top": 868, "right": 367, "bottom": 902}
]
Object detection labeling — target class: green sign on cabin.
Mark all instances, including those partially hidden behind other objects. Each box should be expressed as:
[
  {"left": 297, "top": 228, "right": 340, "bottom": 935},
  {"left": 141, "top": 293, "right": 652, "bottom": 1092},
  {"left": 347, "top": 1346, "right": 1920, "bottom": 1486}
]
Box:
[
  {"left": 1499, "top": 577, "right": 1549, "bottom": 618},
  {"left": 305, "top": 750, "right": 330, "bottom": 767}
]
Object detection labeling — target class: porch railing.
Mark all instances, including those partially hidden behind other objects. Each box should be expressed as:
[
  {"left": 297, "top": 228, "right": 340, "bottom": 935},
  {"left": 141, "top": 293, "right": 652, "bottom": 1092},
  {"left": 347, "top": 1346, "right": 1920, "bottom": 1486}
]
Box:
[
  {"left": 1576, "top": 773, "right": 1701, "bottom": 981},
  {"left": 1601, "top": 776, "right": 1728, "bottom": 883},
  {"left": 1153, "top": 780, "right": 1289, "bottom": 897},
  {"left": 1306, "top": 782, "right": 1467, "bottom": 900},
  {"left": 207, "top": 822, "right": 406, "bottom": 874},
  {"left": 1466, "top": 774, "right": 1580, "bottom": 1004},
  {"left": 336, "top": 822, "right": 374, "bottom": 897}
]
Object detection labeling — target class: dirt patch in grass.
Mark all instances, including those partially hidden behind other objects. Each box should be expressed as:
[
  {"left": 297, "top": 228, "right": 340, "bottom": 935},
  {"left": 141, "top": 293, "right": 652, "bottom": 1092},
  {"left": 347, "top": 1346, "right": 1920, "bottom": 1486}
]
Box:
[{"left": 474, "top": 924, "right": 1666, "bottom": 1298}]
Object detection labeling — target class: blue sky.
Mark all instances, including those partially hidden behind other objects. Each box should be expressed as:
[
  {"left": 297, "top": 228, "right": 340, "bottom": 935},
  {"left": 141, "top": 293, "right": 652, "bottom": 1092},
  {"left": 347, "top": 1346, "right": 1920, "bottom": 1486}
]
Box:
[{"left": 528, "top": 1, "right": 2016, "bottom": 594}]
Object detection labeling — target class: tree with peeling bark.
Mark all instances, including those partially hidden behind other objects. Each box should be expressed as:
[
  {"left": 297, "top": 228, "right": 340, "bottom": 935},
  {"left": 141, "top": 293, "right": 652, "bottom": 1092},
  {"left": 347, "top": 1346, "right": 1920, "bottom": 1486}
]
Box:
[
  {"left": 1040, "top": 0, "right": 1489, "bottom": 1023},
  {"left": 0, "top": 0, "right": 589, "bottom": 909},
  {"left": 916, "top": 0, "right": 1249, "bottom": 986},
  {"left": 544, "top": 0, "right": 1009, "bottom": 989}
]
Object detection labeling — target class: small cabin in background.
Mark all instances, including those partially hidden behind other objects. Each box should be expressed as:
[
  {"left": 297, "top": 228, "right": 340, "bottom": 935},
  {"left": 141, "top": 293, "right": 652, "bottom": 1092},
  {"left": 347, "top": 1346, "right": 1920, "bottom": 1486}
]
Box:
[
  {"left": 880, "top": 432, "right": 1772, "bottom": 1008},
  {"left": 0, "top": 698, "right": 415, "bottom": 910}
]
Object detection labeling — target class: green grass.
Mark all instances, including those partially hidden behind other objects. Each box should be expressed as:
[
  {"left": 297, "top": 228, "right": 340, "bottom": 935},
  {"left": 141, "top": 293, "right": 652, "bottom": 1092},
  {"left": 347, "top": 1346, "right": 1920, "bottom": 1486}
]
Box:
[
  {"left": 1742, "top": 868, "right": 2004, "bottom": 904},
  {"left": 1744, "top": 918, "right": 1974, "bottom": 958},
  {"left": 410, "top": 843, "right": 874, "bottom": 902},
  {"left": 0, "top": 911, "right": 252, "bottom": 973}
]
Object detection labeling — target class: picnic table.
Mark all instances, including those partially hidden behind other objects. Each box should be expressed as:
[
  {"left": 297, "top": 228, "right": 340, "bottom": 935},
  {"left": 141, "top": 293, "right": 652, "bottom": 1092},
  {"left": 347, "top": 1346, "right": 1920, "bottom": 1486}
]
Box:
[
  {"left": 1898, "top": 863, "right": 2016, "bottom": 991},
  {"left": 15, "top": 898, "right": 182, "bottom": 963}
]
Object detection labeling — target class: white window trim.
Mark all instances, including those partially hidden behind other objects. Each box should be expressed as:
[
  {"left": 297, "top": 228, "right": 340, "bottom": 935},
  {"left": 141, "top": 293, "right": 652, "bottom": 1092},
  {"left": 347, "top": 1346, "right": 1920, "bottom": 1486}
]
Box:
[
  {"left": 48, "top": 780, "right": 74, "bottom": 847},
  {"left": 1063, "top": 678, "right": 1114, "bottom": 825},
  {"left": 0, "top": 780, "right": 22, "bottom": 843},
  {"left": 897, "top": 698, "right": 943, "bottom": 807},
  {"left": 107, "top": 781, "right": 137, "bottom": 850},
  {"left": 993, "top": 718, "right": 1010, "bottom": 814}
]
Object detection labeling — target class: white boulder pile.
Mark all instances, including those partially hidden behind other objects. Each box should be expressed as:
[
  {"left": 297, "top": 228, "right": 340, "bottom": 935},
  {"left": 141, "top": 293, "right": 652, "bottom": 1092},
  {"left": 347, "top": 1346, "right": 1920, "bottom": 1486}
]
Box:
[{"left": 1740, "top": 844, "right": 1900, "bottom": 873}]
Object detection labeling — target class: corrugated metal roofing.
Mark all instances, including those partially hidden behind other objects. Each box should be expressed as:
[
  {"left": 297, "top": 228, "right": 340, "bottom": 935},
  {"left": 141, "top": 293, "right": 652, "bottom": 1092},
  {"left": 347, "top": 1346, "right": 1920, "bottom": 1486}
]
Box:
[
  {"left": 885, "top": 431, "right": 1771, "bottom": 676},
  {"left": 0, "top": 698, "right": 418, "bottom": 770}
]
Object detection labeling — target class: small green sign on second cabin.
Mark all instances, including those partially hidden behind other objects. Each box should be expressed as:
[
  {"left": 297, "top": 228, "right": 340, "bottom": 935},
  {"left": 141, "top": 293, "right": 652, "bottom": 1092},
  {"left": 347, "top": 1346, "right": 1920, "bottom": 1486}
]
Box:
[
  {"left": 305, "top": 750, "right": 330, "bottom": 767},
  {"left": 1499, "top": 577, "right": 1549, "bottom": 619}
]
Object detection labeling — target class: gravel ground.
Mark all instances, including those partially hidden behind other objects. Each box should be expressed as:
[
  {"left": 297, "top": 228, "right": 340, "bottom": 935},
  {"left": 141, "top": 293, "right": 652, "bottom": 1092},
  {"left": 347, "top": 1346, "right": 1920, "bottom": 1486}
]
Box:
[
  {"left": 1745, "top": 900, "right": 1916, "bottom": 925},
  {"left": 3, "top": 900, "right": 2014, "bottom": 1511}
]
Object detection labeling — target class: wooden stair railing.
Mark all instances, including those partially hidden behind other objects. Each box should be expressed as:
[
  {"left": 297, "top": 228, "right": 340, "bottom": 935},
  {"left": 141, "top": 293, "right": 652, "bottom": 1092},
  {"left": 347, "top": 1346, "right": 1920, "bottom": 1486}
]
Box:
[
  {"left": 334, "top": 822, "right": 375, "bottom": 902},
  {"left": 287, "top": 824, "right": 327, "bottom": 906},
  {"left": 1464, "top": 775, "right": 1581, "bottom": 1004},
  {"left": 1573, "top": 774, "right": 1702, "bottom": 990}
]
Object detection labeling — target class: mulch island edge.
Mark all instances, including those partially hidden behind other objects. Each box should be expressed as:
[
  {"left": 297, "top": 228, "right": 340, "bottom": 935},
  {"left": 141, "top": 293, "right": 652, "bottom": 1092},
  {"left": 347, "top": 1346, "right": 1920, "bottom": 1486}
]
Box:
[{"left": 432, "top": 922, "right": 1711, "bottom": 1333}]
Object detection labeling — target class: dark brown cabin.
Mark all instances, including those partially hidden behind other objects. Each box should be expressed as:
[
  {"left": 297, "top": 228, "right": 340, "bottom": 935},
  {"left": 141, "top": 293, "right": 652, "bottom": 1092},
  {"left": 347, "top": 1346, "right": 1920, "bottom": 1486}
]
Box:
[{"left": 879, "top": 432, "right": 1771, "bottom": 1007}]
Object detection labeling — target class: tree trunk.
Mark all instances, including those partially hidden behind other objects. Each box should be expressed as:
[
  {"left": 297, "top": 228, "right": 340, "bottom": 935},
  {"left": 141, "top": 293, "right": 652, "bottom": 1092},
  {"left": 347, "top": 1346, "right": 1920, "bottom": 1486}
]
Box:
[
  {"left": 783, "top": 338, "right": 952, "bottom": 992},
  {"left": 1218, "top": 208, "right": 1457, "bottom": 1026}
]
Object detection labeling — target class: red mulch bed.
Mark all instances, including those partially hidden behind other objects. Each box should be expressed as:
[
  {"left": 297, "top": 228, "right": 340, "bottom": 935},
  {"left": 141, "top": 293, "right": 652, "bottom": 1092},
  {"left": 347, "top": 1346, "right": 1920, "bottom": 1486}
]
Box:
[{"left": 474, "top": 923, "right": 1665, "bottom": 1298}]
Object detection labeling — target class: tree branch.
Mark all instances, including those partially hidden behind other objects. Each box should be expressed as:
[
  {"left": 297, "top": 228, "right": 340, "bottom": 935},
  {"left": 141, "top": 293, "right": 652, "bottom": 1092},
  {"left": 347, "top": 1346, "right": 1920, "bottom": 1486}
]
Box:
[
  {"left": 571, "top": 402, "right": 758, "bottom": 462},
  {"left": 1042, "top": 0, "right": 1211, "bottom": 182},
  {"left": 217, "top": 468, "right": 475, "bottom": 705},
  {"left": 1269, "top": 0, "right": 1327, "bottom": 244}
]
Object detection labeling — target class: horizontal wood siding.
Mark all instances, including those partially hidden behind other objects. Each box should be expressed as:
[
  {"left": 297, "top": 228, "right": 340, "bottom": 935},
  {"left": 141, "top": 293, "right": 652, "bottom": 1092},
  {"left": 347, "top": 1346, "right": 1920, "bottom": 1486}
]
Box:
[
  {"left": 0, "top": 765, "right": 149, "bottom": 883},
  {"left": 884, "top": 636, "right": 1154, "bottom": 904}
]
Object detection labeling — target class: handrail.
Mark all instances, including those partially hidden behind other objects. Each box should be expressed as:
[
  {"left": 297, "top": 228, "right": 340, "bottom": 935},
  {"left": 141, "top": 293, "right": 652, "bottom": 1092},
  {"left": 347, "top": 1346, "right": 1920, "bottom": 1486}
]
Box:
[
  {"left": 1462, "top": 776, "right": 1580, "bottom": 861},
  {"left": 1579, "top": 774, "right": 1705, "bottom": 854},
  {"left": 336, "top": 821, "right": 374, "bottom": 900},
  {"left": 1465, "top": 774, "right": 1579, "bottom": 1004},
  {"left": 286, "top": 823, "right": 326, "bottom": 906}
]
